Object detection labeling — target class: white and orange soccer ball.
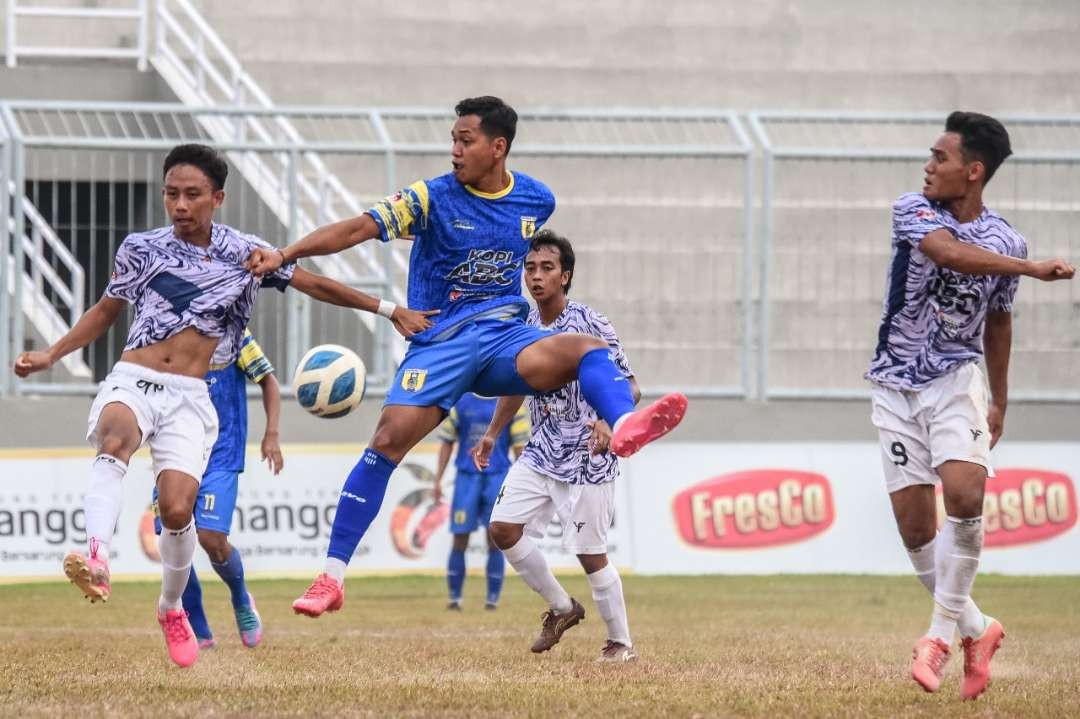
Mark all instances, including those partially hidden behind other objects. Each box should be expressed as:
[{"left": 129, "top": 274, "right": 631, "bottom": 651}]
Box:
[{"left": 292, "top": 344, "right": 367, "bottom": 418}]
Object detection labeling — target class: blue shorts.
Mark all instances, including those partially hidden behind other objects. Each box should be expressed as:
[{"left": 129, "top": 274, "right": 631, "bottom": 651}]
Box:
[
  {"left": 386, "top": 316, "right": 556, "bottom": 410},
  {"left": 450, "top": 469, "right": 508, "bottom": 534},
  {"left": 152, "top": 469, "right": 239, "bottom": 535}
]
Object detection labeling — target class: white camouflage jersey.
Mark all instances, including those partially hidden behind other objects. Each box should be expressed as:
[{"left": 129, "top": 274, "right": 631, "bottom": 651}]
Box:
[
  {"left": 105, "top": 224, "right": 294, "bottom": 367},
  {"left": 520, "top": 300, "right": 633, "bottom": 485},
  {"left": 866, "top": 192, "right": 1026, "bottom": 391}
]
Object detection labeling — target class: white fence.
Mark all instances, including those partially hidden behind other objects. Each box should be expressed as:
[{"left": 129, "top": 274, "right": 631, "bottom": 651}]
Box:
[
  {"left": 749, "top": 112, "right": 1080, "bottom": 401},
  {"left": 0, "top": 101, "right": 754, "bottom": 398}
]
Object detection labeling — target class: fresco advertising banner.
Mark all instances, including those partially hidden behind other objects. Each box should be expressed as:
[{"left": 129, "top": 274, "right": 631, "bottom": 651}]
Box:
[
  {"left": 624, "top": 442, "right": 1080, "bottom": 575},
  {"left": 0, "top": 444, "right": 632, "bottom": 579},
  {"left": 0, "top": 442, "right": 1076, "bottom": 578}
]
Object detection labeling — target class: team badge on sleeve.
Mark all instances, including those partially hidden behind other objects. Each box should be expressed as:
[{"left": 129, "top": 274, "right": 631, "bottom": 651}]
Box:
[
  {"left": 401, "top": 368, "right": 428, "bottom": 392},
  {"left": 521, "top": 216, "right": 537, "bottom": 239}
]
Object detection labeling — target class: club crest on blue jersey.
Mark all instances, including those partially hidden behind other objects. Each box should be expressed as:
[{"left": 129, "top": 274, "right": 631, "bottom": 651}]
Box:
[
  {"left": 521, "top": 216, "right": 537, "bottom": 239},
  {"left": 401, "top": 369, "right": 428, "bottom": 392}
]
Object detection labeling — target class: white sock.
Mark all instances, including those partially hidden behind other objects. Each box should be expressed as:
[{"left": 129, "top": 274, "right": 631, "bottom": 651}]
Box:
[
  {"left": 503, "top": 536, "right": 572, "bottom": 613},
  {"left": 586, "top": 563, "right": 631, "bottom": 647},
  {"left": 928, "top": 516, "right": 984, "bottom": 642},
  {"left": 157, "top": 519, "right": 196, "bottom": 612},
  {"left": 907, "top": 536, "right": 988, "bottom": 638},
  {"left": 84, "top": 454, "right": 126, "bottom": 560},
  {"left": 324, "top": 557, "right": 347, "bottom": 586}
]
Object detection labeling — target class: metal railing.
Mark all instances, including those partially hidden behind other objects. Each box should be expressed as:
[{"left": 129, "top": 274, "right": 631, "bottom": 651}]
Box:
[
  {"left": 1, "top": 115, "right": 91, "bottom": 396},
  {"left": 5, "top": 0, "right": 149, "bottom": 70},
  {"left": 0, "top": 101, "right": 754, "bottom": 399},
  {"left": 748, "top": 111, "right": 1080, "bottom": 401},
  {"left": 152, "top": 0, "right": 409, "bottom": 343}
]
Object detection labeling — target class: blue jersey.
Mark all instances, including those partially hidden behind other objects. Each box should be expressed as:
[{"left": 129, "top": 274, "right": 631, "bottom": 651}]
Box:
[
  {"left": 437, "top": 393, "right": 530, "bottom": 475},
  {"left": 368, "top": 171, "right": 555, "bottom": 343},
  {"left": 205, "top": 330, "right": 275, "bottom": 474}
]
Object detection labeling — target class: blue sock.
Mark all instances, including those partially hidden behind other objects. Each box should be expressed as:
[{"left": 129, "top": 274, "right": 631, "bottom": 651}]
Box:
[
  {"left": 210, "top": 546, "right": 250, "bottom": 610},
  {"left": 327, "top": 448, "right": 396, "bottom": 564},
  {"left": 486, "top": 547, "right": 505, "bottom": 605},
  {"left": 578, "top": 347, "right": 635, "bottom": 427},
  {"left": 181, "top": 567, "right": 212, "bottom": 639},
  {"left": 448, "top": 548, "right": 466, "bottom": 601}
]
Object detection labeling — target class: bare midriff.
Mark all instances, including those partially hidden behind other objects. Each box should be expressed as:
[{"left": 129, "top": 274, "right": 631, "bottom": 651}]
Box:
[{"left": 119, "top": 326, "right": 218, "bottom": 378}]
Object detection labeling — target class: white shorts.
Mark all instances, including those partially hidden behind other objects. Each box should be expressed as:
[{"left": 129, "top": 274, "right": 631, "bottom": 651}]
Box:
[
  {"left": 86, "top": 361, "right": 218, "bottom": 481},
  {"left": 870, "top": 362, "right": 991, "bottom": 494},
  {"left": 489, "top": 461, "right": 615, "bottom": 555}
]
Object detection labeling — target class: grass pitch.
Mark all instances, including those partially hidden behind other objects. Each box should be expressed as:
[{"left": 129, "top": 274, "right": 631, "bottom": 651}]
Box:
[{"left": 1, "top": 574, "right": 1077, "bottom": 718}]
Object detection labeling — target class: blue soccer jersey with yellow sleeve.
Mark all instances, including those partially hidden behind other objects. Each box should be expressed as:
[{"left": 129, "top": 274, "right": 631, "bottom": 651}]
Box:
[
  {"left": 437, "top": 393, "right": 530, "bottom": 475},
  {"left": 368, "top": 171, "right": 555, "bottom": 343},
  {"left": 205, "top": 329, "right": 275, "bottom": 474}
]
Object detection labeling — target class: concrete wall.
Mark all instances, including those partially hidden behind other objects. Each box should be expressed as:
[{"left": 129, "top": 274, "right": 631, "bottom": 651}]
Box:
[{"left": 195, "top": 0, "right": 1080, "bottom": 112}]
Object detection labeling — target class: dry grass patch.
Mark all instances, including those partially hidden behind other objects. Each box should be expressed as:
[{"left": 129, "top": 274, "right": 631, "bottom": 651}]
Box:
[{"left": 1, "top": 575, "right": 1077, "bottom": 718}]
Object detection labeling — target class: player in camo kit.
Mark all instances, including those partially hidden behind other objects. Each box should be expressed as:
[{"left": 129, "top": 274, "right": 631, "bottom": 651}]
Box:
[
  {"left": 13, "top": 143, "right": 435, "bottom": 667},
  {"left": 866, "top": 112, "right": 1074, "bottom": 698},
  {"left": 473, "top": 229, "right": 640, "bottom": 663}
]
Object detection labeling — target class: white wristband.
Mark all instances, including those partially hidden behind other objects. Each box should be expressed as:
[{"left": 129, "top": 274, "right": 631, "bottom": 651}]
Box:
[{"left": 377, "top": 299, "right": 397, "bottom": 319}]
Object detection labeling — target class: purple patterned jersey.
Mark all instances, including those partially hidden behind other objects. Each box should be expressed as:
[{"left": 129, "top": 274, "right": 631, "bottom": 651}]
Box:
[
  {"left": 104, "top": 223, "right": 294, "bottom": 366},
  {"left": 866, "top": 192, "right": 1026, "bottom": 391},
  {"left": 519, "top": 301, "right": 633, "bottom": 485}
]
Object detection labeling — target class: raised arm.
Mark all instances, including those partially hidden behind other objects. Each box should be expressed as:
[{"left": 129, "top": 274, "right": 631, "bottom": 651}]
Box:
[
  {"left": 983, "top": 310, "right": 1012, "bottom": 448},
  {"left": 920, "top": 229, "right": 1075, "bottom": 281},
  {"left": 288, "top": 267, "right": 438, "bottom": 338},
  {"left": 249, "top": 215, "right": 381, "bottom": 276},
  {"left": 472, "top": 395, "right": 526, "bottom": 470},
  {"left": 13, "top": 296, "right": 126, "bottom": 377}
]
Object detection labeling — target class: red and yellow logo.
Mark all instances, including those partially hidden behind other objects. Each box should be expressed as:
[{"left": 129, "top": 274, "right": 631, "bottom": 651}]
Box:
[
  {"left": 937, "top": 469, "right": 1077, "bottom": 547},
  {"left": 389, "top": 463, "right": 450, "bottom": 558},
  {"left": 672, "top": 469, "right": 835, "bottom": 549}
]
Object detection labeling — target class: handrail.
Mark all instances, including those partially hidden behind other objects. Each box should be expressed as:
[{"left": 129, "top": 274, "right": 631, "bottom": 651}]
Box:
[
  {"left": 152, "top": 0, "right": 408, "bottom": 342},
  {"left": 5, "top": 0, "right": 149, "bottom": 70},
  {"left": 9, "top": 184, "right": 85, "bottom": 320}
]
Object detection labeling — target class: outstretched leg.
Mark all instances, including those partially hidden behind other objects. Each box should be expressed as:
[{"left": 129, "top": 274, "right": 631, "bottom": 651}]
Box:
[
  {"left": 67, "top": 402, "right": 141, "bottom": 603},
  {"left": 515, "top": 334, "right": 686, "bottom": 457}
]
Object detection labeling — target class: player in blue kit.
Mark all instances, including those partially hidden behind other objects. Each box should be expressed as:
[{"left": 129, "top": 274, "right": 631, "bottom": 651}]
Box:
[
  {"left": 151, "top": 329, "right": 281, "bottom": 649},
  {"left": 432, "top": 393, "right": 529, "bottom": 611},
  {"left": 246, "top": 96, "right": 688, "bottom": 618}
]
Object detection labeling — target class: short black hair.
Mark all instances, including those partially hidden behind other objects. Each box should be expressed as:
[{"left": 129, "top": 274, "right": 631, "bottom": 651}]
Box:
[
  {"left": 455, "top": 96, "right": 517, "bottom": 153},
  {"left": 529, "top": 228, "right": 575, "bottom": 294},
  {"left": 163, "top": 144, "right": 228, "bottom": 191},
  {"left": 945, "top": 111, "right": 1012, "bottom": 184}
]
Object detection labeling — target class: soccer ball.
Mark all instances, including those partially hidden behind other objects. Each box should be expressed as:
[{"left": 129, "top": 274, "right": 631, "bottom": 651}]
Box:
[{"left": 292, "top": 344, "right": 367, "bottom": 418}]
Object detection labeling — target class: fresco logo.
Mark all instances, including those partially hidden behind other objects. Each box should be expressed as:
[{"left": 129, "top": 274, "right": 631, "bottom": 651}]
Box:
[
  {"left": 389, "top": 463, "right": 450, "bottom": 558},
  {"left": 672, "top": 469, "right": 835, "bottom": 549},
  {"left": 935, "top": 469, "right": 1077, "bottom": 547}
]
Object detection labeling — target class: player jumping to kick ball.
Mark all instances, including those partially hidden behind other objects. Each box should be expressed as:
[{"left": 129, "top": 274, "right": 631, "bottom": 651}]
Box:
[{"left": 245, "top": 96, "right": 688, "bottom": 618}]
